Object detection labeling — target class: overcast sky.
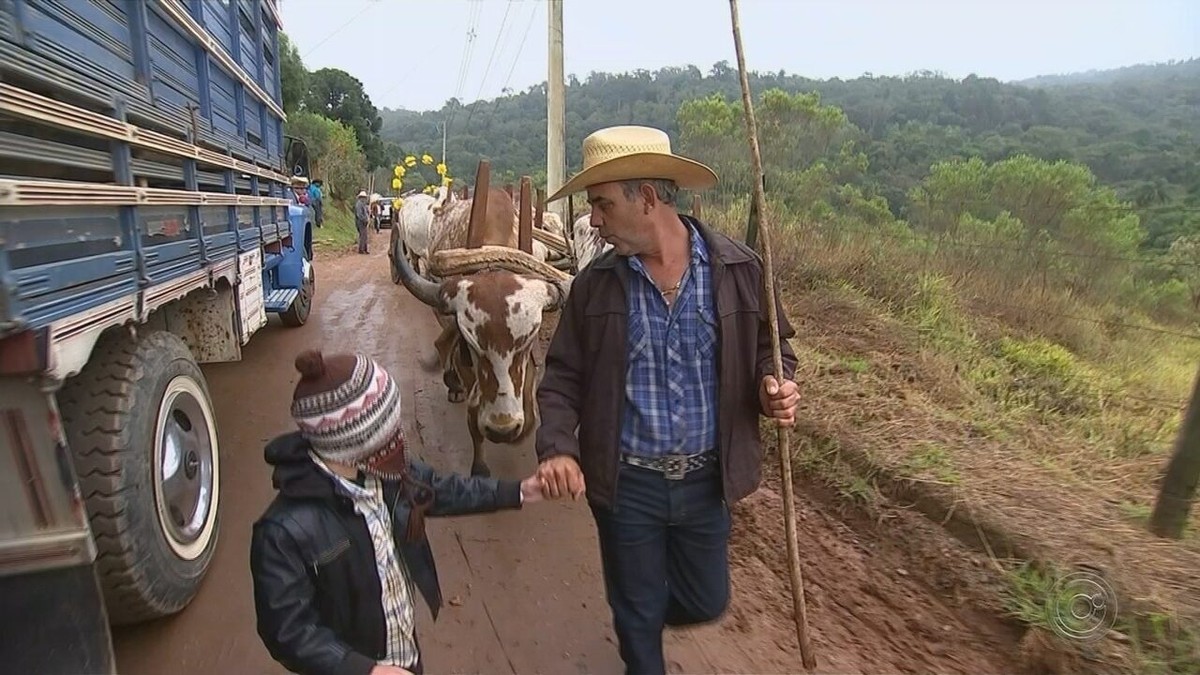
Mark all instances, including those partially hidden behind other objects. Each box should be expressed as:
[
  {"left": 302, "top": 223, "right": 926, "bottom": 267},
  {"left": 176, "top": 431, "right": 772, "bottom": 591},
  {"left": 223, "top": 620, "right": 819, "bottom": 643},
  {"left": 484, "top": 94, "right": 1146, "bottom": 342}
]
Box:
[{"left": 278, "top": 0, "right": 1198, "bottom": 112}]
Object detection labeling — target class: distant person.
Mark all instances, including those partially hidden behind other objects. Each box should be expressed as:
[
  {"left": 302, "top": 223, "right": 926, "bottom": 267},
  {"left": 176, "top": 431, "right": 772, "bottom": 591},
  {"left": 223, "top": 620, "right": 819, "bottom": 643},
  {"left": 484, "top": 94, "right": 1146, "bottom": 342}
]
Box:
[
  {"left": 535, "top": 125, "right": 800, "bottom": 675},
  {"left": 290, "top": 176, "right": 311, "bottom": 205},
  {"left": 355, "top": 190, "right": 370, "bottom": 254},
  {"left": 309, "top": 179, "right": 324, "bottom": 227},
  {"left": 250, "top": 349, "right": 545, "bottom": 675}
]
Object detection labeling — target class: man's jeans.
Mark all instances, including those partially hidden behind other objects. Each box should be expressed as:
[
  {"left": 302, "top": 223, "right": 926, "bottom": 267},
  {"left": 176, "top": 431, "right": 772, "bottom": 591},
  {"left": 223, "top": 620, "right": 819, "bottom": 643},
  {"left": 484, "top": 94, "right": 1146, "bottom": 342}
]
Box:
[
  {"left": 356, "top": 222, "right": 368, "bottom": 253},
  {"left": 591, "top": 458, "right": 731, "bottom": 675}
]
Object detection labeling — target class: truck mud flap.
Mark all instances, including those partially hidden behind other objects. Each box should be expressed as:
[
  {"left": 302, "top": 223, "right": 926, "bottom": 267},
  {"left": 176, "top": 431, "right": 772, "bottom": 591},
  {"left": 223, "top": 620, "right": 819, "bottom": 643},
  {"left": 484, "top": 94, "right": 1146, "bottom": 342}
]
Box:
[{"left": 0, "top": 563, "right": 116, "bottom": 675}]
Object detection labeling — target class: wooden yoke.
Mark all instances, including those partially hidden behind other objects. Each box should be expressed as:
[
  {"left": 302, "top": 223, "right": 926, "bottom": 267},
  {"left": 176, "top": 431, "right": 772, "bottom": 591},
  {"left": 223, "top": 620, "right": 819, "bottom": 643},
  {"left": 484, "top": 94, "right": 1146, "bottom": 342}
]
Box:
[
  {"left": 518, "top": 176, "right": 533, "bottom": 255},
  {"left": 466, "top": 159, "right": 490, "bottom": 249}
]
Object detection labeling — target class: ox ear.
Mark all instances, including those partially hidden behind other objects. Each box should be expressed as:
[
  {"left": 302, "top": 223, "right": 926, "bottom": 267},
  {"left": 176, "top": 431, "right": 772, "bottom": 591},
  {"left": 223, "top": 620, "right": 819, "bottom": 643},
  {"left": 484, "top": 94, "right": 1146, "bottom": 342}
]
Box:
[{"left": 543, "top": 277, "right": 573, "bottom": 312}]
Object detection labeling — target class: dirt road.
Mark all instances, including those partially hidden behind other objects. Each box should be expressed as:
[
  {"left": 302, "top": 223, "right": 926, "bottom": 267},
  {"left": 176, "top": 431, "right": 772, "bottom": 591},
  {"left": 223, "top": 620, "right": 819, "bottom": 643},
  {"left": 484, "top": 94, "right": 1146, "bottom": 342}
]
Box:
[{"left": 113, "top": 229, "right": 1027, "bottom": 674}]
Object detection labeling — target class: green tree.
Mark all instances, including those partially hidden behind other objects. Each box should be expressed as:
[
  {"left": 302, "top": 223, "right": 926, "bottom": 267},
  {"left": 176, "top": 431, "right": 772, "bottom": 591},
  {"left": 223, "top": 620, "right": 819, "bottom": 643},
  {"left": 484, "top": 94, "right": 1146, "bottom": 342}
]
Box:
[
  {"left": 304, "top": 68, "right": 386, "bottom": 170},
  {"left": 278, "top": 33, "right": 308, "bottom": 115},
  {"left": 285, "top": 111, "right": 366, "bottom": 200}
]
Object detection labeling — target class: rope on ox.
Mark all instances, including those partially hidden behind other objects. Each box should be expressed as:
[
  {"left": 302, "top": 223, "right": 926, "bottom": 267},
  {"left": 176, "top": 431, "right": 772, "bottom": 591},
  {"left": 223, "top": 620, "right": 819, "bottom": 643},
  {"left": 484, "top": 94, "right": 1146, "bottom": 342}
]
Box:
[{"left": 729, "top": 0, "right": 817, "bottom": 669}]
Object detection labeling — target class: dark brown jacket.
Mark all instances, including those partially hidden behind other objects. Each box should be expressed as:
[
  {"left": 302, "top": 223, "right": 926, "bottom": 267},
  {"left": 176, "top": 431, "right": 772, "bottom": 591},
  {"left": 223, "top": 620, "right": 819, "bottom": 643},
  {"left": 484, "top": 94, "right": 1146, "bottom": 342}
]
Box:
[{"left": 535, "top": 216, "right": 798, "bottom": 509}]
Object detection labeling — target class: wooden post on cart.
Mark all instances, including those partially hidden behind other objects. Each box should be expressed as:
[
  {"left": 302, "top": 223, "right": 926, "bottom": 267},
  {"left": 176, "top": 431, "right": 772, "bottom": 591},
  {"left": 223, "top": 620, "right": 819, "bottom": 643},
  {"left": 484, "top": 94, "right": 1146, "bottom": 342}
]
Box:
[
  {"left": 729, "top": 0, "right": 817, "bottom": 670},
  {"left": 466, "top": 159, "right": 490, "bottom": 249},
  {"left": 518, "top": 176, "right": 534, "bottom": 255}
]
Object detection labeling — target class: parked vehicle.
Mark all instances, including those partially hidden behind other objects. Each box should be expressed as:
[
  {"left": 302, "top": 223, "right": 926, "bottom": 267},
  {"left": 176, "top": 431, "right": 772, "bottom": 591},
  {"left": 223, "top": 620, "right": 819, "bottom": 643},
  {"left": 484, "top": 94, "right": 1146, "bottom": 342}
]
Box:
[{"left": 0, "top": 1, "right": 312, "bottom": 672}]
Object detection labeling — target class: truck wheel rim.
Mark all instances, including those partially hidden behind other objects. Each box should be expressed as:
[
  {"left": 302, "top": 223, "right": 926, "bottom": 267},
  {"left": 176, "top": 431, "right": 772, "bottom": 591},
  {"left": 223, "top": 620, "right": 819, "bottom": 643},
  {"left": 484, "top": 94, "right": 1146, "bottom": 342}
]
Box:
[{"left": 154, "top": 376, "right": 219, "bottom": 560}]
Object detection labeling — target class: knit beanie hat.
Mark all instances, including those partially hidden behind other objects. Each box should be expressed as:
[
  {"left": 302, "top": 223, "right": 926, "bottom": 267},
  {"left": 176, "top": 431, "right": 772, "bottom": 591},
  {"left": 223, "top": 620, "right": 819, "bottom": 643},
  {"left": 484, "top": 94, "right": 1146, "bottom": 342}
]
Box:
[{"left": 290, "top": 349, "right": 409, "bottom": 480}]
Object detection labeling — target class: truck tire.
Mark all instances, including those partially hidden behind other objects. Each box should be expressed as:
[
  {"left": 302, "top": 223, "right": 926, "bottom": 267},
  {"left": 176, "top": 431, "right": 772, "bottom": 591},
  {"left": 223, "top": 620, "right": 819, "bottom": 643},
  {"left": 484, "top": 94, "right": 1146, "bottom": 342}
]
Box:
[
  {"left": 57, "top": 329, "right": 221, "bottom": 626},
  {"left": 281, "top": 260, "right": 315, "bottom": 327}
]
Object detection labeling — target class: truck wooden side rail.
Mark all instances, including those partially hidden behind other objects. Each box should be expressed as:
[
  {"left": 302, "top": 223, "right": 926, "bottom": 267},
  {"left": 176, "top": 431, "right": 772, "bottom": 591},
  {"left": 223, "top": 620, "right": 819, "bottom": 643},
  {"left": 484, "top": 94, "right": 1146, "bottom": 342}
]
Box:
[{"left": 0, "top": 1, "right": 312, "bottom": 672}]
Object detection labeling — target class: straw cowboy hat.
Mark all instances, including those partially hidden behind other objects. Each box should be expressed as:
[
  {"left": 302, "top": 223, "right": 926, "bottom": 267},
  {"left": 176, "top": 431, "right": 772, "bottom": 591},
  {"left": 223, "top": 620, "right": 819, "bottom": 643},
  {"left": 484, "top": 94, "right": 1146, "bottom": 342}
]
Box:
[
  {"left": 546, "top": 125, "right": 717, "bottom": 203},
  {"left": 356, "top": 190, "right": 367, "bottom": 198}
]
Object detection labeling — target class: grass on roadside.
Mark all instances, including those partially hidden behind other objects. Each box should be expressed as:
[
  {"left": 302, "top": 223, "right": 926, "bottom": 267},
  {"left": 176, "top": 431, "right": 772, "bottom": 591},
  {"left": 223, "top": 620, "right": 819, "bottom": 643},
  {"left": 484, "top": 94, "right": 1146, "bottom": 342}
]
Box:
[
  {"left": 314, "top": 202, "right": 358, "bottom": 254},
  {"left": 704, "top": 204, "right": 1200, "bottom": 673}
]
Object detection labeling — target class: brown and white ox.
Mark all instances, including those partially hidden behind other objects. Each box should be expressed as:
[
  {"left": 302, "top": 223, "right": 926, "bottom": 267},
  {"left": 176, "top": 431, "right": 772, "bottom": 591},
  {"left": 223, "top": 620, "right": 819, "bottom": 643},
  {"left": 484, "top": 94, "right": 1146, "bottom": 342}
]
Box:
[
  {"left": 572, "top": 209, "right": 613, "bottom": 271},
  {"left": 392, "top": 187, "right": 571, "bottom": 477}
]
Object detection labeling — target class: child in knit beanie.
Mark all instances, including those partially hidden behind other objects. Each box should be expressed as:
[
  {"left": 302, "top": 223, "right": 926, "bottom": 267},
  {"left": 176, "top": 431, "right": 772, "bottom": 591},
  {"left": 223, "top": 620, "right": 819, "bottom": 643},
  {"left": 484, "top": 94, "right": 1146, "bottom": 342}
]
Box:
[{"left": 251, "top": 348, "right": 544, "bottom": 675}]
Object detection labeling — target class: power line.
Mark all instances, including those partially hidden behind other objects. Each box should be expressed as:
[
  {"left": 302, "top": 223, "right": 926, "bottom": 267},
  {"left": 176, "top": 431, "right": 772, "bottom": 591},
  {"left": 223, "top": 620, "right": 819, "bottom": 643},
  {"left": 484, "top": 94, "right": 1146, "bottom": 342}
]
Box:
[
  {"left": 302, "top": 0, "right": 375, "bottom": 58},
  {"left": 449, "top": 2, "right": 482, "bottom": 115},
  {"left": 482, "top": 1, "right": 539, "bottom": 134},
  {"left": 472, "top": 0, "right": 515, "bottom": 104},
  {"left": 500, "top": 1, "right": 538, "bottom": 94}
]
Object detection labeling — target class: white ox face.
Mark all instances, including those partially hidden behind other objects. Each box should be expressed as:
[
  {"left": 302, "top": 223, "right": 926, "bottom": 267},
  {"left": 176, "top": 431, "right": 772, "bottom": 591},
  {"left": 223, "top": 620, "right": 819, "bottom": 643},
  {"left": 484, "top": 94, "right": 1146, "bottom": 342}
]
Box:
[
  {"left": 573, "top": 211, "right": 613, "bottom": 271},
  {"left": 442, "top": 271, "right": 565, "bottom": 443}
]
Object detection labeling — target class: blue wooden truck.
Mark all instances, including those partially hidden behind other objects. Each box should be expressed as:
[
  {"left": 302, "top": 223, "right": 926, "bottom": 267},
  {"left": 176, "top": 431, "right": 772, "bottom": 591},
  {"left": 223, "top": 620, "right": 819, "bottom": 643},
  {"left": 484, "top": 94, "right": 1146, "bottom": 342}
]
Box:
[{"left": 0, "top": 1, "right": 315, "bottom": 672}]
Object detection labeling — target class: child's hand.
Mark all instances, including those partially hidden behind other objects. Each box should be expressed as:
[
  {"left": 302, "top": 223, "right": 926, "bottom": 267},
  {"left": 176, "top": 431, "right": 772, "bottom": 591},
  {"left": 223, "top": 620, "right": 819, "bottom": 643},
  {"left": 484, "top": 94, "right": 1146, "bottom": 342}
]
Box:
[{"left": 520, "top": 474, "right": 545, "bottom": 504}]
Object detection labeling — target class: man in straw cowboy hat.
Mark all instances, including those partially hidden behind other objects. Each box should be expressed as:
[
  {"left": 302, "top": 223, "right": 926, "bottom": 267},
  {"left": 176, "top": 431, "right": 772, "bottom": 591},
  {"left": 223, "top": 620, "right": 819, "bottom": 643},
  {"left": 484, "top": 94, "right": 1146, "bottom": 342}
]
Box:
[
  {"left": 355, "top": 189, "right": 371, "bottom": 254},
  {"left": 535, "top": 125, "right": 800, "bottom": 674}
]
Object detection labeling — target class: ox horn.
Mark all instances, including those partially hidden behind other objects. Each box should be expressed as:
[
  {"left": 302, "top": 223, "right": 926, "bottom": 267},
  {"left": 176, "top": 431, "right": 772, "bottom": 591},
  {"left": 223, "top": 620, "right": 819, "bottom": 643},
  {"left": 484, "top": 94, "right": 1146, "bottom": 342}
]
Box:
[{"left": 393, "top": 241, "right": 449, "bottom": 312}]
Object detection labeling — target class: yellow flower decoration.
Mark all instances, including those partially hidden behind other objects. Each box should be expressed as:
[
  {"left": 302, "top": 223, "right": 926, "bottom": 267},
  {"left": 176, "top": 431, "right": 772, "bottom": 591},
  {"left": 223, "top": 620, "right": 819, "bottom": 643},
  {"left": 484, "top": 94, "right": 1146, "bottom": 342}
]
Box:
[
  {"left": 393, "top": 165, "right": 403, "bottom": 178},
  {"left": 436, "top": 162, "right": 448, "bottom": 176},
  {"left": 404, "top": 155, "right": 417, "bottom": 167},
  {"left": 422, "top": 154, "right": 434, "bottom": 165},
  {"left": 442, "top": 176, "right": 453, "bottom": 188},
  {"left": 391, "top": 178, "right": 402, "bottom": 190}
]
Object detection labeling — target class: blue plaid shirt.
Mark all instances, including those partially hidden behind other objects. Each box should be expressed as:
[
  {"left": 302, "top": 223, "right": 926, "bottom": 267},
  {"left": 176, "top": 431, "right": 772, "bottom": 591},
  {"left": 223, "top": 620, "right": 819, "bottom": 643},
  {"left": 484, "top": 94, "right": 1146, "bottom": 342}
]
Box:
[{"left": 620, "top": 218, "right": 719, "bottom": 458}]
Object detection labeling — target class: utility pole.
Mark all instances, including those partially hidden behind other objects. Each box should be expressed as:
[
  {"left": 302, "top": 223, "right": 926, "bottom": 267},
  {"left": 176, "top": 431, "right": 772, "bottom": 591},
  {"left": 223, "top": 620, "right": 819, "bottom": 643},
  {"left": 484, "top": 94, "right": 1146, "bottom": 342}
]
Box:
[{"left": 546, "top": 0, "right": 566, "bottom": 223}]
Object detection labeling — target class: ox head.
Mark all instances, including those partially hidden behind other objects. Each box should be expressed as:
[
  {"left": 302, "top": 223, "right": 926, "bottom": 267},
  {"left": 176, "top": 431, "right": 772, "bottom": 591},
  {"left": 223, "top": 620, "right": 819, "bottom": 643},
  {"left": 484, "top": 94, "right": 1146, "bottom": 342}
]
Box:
[{"left": 394, "top": 246, "right": 570, "bottom": 443}]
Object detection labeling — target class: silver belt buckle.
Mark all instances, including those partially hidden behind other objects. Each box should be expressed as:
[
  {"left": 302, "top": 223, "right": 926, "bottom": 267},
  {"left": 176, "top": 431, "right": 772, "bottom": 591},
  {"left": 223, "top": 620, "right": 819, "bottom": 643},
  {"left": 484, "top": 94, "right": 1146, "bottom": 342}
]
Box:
[{"left": 663, "top": 454, "right": 688, "bottom": 480}]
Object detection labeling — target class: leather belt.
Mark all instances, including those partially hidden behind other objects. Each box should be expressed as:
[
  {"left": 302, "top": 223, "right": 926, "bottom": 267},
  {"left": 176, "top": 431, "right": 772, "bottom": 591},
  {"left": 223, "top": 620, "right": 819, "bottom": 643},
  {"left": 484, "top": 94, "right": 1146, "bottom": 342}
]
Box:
[{"left": 621, "top": 452, "right": 716, "bottom": 480}]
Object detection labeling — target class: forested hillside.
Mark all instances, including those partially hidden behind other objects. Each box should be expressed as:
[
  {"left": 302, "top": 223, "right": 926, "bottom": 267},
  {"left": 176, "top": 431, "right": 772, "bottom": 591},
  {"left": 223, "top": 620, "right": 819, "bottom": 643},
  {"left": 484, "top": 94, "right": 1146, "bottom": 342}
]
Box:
[{"left": 380, "top": 58, "right": 1199, "bottom": 253}]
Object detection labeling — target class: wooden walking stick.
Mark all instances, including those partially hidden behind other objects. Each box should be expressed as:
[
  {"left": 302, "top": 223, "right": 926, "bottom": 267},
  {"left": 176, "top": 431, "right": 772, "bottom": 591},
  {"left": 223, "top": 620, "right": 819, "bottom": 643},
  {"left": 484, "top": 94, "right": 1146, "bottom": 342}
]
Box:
[{"left": 728, "top": 0, "right": 818, "bottom": 669}]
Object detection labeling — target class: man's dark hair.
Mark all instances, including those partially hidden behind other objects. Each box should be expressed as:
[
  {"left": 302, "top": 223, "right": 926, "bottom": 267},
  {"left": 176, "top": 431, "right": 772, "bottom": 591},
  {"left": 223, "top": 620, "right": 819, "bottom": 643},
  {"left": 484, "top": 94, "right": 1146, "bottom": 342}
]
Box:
[{"left": 620, "top": 178, "right": 678, "bottom": 206}]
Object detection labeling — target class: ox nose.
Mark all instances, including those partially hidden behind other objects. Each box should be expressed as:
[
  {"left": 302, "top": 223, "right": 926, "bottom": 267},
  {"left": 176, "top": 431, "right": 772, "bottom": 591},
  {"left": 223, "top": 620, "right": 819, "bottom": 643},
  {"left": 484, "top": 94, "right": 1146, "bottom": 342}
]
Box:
[{"left": 483, "top": 414, "right": 523, "bottom": 443}]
